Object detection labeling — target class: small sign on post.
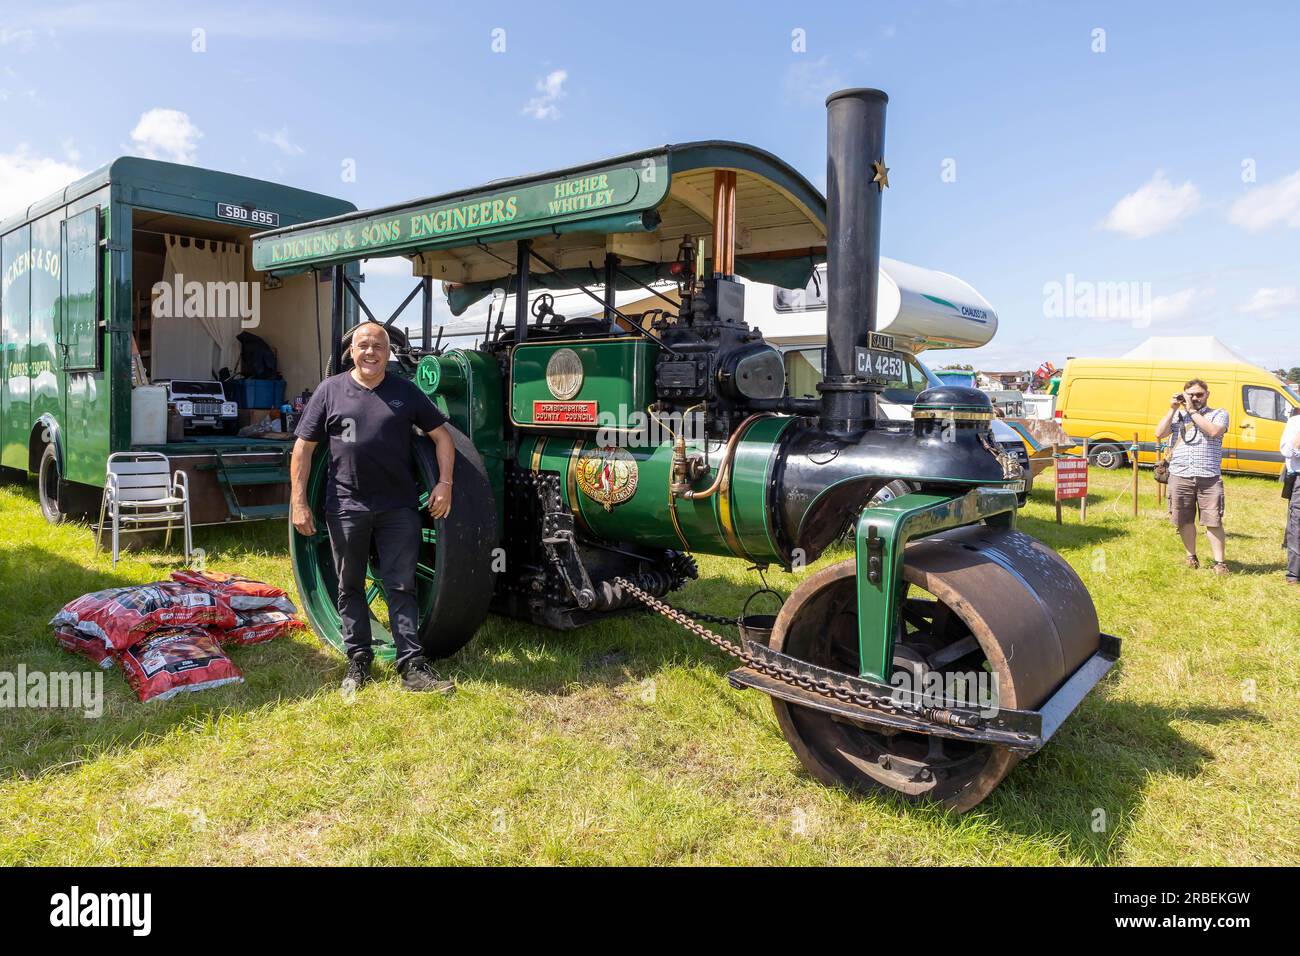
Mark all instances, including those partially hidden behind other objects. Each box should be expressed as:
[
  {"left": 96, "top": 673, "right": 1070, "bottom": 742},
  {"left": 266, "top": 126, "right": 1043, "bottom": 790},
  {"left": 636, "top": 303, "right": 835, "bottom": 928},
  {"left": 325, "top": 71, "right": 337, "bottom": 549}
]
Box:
[{"left": 1055, "top": 452, "right": 1089, "bottom": 523}]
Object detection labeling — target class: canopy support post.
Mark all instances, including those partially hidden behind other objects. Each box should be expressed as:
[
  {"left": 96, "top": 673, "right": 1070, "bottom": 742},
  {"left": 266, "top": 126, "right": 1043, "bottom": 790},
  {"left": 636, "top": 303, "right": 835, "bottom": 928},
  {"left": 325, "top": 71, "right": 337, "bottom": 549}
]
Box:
[
  {"left": 603, "top": 252, "right": 619, "bottom": 330},
  {"left": 515, "top": 239, "right": 531, "bottom": 344},
  {"left": 422, "top": 276, "right": 433, "bottom": 349},
  {"left": 330, "top": 265, "right": 344, "bottom": 372}
]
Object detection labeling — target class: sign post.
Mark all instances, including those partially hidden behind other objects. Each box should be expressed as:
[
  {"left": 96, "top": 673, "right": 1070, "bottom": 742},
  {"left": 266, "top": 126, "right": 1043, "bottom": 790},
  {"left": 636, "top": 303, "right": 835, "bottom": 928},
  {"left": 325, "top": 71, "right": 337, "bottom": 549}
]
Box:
[
  {"left": 1131, "top": 432, "right": 1140, "bottom": 516},
  {"left": 1055, "top": 446, "right": 1089, "bottom": 523}
]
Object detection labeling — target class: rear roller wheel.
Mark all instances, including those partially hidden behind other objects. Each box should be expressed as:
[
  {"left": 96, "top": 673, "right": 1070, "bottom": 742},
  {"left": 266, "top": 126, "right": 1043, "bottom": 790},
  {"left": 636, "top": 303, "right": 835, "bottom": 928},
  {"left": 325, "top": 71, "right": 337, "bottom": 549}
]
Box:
[
  {"left": 769, "top": 525, "right": 1100, "bottom": 812},
  {"left": 290, "top": 424, "right": 497, "bottom": 662}
]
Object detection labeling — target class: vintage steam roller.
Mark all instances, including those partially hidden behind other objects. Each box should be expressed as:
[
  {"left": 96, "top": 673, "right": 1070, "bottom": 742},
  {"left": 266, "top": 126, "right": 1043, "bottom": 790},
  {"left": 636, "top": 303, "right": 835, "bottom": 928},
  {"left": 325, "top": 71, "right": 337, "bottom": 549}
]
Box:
[{"left": 253, "top": 88, "right": 1119, "bottom": 811}]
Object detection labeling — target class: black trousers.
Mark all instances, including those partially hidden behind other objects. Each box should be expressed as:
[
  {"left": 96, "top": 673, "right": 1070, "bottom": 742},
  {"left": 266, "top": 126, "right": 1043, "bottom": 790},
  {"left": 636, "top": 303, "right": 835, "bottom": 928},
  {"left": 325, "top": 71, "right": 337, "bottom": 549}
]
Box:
[
  {"left": 326, "top": 507, "right": 424, "bottom": 670},
  {"left": 1287, "top": 478, "right": 1300, "bottom": 582}
]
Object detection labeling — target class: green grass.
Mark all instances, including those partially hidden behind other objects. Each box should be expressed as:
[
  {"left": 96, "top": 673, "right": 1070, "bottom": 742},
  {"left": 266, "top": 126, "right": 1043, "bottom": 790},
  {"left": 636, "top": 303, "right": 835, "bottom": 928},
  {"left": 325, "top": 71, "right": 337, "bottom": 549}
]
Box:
[{"left": 0, "top": 466, "right": 1296, "bottom": 865}]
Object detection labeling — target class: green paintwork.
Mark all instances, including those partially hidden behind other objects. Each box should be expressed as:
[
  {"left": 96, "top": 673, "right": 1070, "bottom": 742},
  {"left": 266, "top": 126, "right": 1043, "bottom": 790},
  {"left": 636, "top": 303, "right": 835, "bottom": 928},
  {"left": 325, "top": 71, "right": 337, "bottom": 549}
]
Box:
[
  {"left": 426, "top": 347, "right": 506, "bottom": 538},
  {"left": 514, "top": 415, "right": 793, "bottom": 562},
  {"left": 509, "top": 339, "right": 657, "bottom": 428},
  {"left": 253, "top": 141, "right": 827, "bottom": 302},
  {"left": 853, "top": 488, "right": 1018, "bottom": 681},
  {"left": 0, "top": 157, "right": 353, "bottom": 495},
  {"left": 253, "top": 161, "right": 667, "bottom": 272},
  {"left": 414, "top": 354, "right": 441, "bottom": 395}
]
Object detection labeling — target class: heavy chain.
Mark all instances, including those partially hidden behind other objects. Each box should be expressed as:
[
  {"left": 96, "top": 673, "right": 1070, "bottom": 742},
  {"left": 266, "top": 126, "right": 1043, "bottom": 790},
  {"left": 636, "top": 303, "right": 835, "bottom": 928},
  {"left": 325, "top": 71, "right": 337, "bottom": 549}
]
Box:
[{"left": 612, "top": 576, "right": 932, "bottom": 719}]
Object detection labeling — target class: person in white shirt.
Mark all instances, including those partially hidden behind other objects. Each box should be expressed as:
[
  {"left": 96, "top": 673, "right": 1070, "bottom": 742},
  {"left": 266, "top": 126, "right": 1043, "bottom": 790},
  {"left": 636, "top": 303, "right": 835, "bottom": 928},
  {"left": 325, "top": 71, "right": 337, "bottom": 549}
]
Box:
[{"left": 1281, "top": 407, "right": 1300, "bottom": 585}]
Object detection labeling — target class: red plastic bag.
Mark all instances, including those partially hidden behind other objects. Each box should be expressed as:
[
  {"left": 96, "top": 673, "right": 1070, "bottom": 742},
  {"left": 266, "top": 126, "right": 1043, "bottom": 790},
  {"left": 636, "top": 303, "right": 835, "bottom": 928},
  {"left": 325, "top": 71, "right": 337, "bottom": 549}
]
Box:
[
  {"left": 53, "top": 626, "right": 116, "bottom": 670},
  {"left": 117, "top": 628, "right": 244, "bottom": 703},
  {"left": 50, "top": 583, "right": 236, "bottom": 653},
  {"left": 223, "top": 607, "right": 305, "bottom": 646},
  {"left": 170, "top": 570, "right": 297, "bottom": 613}
]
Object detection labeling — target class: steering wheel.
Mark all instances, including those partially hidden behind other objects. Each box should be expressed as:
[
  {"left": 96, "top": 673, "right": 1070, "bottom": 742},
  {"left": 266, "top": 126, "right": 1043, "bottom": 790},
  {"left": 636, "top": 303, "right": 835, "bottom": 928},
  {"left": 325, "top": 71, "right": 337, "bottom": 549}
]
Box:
[{"left": 530, "top": 293, "right": 555, "bottom": 322}]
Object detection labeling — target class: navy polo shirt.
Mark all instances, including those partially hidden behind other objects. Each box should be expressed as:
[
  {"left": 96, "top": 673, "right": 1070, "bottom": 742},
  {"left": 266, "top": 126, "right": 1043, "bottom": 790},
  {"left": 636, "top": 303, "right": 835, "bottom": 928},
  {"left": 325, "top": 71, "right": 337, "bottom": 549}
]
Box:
[{"left": 295, "top": 371, "right": 448, "bottom": 513}]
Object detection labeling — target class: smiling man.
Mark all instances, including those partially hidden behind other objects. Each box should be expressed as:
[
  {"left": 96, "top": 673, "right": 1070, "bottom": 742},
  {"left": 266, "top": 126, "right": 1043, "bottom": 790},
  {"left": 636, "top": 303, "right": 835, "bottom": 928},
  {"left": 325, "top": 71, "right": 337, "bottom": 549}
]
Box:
[{"left": 290, "top": 322, "right": 456, "bottom": 694}]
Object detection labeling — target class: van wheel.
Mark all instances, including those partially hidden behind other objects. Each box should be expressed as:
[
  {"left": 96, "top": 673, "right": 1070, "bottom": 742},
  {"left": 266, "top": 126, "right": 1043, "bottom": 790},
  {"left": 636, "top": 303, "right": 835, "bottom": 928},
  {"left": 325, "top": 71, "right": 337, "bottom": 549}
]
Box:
[
  {"left": 37, "top": 444, "right": 65, "bottom": 524},
  {"left": 1089, "top": 444, "right": 1126, "bottom": 469},
  {"left": 869, "top": 479, "right": 917, "bottom": 506}
]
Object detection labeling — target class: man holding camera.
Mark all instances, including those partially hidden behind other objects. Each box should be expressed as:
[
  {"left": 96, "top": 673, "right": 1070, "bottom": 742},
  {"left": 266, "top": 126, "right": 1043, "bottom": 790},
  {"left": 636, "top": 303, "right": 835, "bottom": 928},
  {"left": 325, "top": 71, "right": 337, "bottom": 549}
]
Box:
[
  {"left": 1155, "top": 378, "right": 1230, "bottom": 574},
  {"left": 1281, "top": 406, "right": 1300, "bottom": 585}
]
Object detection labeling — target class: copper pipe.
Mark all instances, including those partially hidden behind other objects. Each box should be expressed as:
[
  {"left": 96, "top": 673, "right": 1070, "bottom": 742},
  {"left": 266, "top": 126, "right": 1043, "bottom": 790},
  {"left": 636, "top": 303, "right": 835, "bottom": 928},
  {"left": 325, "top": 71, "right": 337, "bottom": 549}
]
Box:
[
  {"left": 680, "top": 412, "right": 773, "bottom": 500},
  {"left": 723, "top": 171, "right": 736, "bottom": 275},
  {"left": 712, "top": 170, "right": 737, "bottom": 277}
]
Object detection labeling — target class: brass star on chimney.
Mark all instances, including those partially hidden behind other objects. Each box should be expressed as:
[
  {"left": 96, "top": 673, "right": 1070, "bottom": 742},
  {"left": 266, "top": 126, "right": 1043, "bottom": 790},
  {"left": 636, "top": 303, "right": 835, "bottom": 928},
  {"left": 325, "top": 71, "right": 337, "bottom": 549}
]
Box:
[{"left": 872, "top": 159, "right": 890, "bottom": 191}]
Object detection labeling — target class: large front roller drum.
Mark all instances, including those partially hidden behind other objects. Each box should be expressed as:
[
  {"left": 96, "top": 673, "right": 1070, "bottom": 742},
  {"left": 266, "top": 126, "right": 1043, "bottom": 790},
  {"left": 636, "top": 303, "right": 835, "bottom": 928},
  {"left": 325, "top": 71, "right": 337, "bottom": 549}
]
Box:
[
  {"left": 770, "top": 526, "right": 1100, "bottom": 812},
  {"left": 290, "top": 424, "right": 497, "bottom": 662}
]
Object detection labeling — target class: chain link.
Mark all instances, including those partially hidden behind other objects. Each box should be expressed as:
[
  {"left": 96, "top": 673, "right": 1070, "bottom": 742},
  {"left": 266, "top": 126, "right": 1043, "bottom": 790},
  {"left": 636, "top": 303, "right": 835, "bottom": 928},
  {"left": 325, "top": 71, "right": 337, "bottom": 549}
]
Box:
[{"left": 614, "top": 576, "right": 931, "bottom": 718}]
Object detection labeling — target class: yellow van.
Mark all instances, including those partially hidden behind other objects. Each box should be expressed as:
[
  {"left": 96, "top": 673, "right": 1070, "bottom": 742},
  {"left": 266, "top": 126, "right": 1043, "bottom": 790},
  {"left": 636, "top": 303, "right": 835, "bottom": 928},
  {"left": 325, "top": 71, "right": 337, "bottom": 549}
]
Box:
[{"left": 1056, "top": 359, "right": 1299, "bottom": 476}]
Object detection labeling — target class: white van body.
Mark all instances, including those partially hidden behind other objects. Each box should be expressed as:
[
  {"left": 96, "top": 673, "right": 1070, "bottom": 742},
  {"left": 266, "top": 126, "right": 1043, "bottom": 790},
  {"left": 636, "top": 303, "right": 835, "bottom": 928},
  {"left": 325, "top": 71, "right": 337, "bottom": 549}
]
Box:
[{"left": 744, "top": 260, "right": 1030, "bottom": 466}]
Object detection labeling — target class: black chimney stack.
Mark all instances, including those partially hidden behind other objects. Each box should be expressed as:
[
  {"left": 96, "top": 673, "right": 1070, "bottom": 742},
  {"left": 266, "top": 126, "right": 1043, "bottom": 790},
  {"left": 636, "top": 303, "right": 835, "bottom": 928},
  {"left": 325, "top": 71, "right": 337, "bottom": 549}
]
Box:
[{"left": 820, "top": 88, "right": 888, "bottom": 436}]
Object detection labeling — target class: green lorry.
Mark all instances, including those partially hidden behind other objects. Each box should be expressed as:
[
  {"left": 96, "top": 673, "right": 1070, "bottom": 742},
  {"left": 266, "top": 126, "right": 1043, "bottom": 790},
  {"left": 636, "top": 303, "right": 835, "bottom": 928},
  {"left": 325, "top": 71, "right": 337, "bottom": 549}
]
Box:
[{"left": 0, "top": 158, "right": 357, "bottom": 526}]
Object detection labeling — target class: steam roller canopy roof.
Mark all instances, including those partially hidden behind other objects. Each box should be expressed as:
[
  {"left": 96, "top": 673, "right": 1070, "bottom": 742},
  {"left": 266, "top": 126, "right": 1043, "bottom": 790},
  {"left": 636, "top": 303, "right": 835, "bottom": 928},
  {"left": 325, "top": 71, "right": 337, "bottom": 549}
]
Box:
[{"left": 250, "top": 142, "right": 828, "bottom": 315}]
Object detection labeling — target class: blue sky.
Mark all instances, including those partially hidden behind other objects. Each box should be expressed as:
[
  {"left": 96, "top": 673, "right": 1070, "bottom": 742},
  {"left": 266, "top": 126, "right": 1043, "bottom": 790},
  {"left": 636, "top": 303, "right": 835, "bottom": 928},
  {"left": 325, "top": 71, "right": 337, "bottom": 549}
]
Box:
[{"left": 2, "top": 0, "right": 1297, "bottom": 371}]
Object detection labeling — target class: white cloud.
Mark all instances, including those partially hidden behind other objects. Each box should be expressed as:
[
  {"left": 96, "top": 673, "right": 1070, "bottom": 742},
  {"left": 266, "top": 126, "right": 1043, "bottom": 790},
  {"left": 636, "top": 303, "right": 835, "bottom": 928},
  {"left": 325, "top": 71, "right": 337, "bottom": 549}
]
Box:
[
  {"left": 0, "top": 146, "right": 85, "bottom": 221},
  {"left": 1227, "top": 169, "right": 1300, "bottom": 232},
  {"left": 1237, "top": 286, "right": 1298, "bottom": 316},
  {"left": 1102, "top": 171, "right": 1201, "bottom": 239},
  {"left": 1147, "top": 287, "right": 1206, "bottom": 323},
  {"left": 783, "top": 55, "right": 845, "bottom": 107},
  {"left": 129, "top": 108, "right": 203, "bottom": 164},
  {"left": 257, "top": 127, "right": 304, "bottom": 156},
  {"left": 522, "top": 70, "right": 567, "bottom": 120},
  {"left": 0, "top": 28, "right": 37, "bottom": 51},
  {"left": 362, "top": 256, "right": 414, "bottom": 277},
  {"left": 1086, "top": 286, "right": 1207, "bottom": 324}
]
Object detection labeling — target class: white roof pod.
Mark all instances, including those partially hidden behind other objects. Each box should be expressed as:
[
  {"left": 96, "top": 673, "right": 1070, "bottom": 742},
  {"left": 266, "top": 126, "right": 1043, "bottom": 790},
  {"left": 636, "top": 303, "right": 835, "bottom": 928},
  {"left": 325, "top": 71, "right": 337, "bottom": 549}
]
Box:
[{"left": 749, "top": 257, "right": 998, "bottom": 353}]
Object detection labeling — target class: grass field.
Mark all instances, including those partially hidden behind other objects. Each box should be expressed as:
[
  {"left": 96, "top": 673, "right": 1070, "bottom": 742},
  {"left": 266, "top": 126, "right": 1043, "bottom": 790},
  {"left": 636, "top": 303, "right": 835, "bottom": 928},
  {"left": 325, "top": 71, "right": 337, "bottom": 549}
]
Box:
[{"left": 1, "top": 466, "right": 1296, "bottom": 865}]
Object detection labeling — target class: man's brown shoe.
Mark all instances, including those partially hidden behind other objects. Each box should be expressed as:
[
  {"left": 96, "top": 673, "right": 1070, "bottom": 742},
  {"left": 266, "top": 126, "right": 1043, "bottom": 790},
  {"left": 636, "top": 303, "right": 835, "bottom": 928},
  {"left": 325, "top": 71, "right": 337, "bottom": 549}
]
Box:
[
  {"left": 1213, "top": 562, "right": 1229, "bottom": 576},
  {"left": 1185, "top": 554, "right": 1199, "bottom": 569}
]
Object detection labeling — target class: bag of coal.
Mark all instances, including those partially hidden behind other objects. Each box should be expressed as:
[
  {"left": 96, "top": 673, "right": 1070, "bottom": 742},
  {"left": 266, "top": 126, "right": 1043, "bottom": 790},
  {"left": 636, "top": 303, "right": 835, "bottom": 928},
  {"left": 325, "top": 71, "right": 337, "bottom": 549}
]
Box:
[
  {"left": 53, "top": 626, "right": 116, "bottom": 670},
  {"left": 170, "top": 570, "right": 297, "bottom": 613},
  {"left": 223, "top": 607, "right": 305, "bottom": 646},
  {"left": 117, "top": 628, "right": 244, "bottom": 703},
  {"left": 50, "top": 583, "right": 237, "bottom": 653}
]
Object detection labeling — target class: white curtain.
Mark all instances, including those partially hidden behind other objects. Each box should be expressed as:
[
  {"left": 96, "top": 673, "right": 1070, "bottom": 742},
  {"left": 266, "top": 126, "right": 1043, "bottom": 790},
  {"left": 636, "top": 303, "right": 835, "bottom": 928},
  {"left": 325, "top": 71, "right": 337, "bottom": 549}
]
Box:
[{"left": 151, "top": 235, "right": 246, "bottom": 381}]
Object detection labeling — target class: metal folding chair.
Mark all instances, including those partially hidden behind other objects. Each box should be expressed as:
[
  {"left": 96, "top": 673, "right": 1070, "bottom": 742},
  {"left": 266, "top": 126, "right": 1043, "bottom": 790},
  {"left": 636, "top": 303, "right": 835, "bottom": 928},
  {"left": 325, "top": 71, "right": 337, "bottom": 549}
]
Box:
[{"left": 95, "top": 452, "right": 191, "bottom": 567}]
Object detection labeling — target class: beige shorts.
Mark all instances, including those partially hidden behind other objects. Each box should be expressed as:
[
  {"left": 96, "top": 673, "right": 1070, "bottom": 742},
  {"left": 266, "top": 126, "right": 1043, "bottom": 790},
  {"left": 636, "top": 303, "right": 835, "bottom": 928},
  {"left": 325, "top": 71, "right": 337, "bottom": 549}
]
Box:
[{"left": 1168, "top": 475, "right": 1225, "bottom": 528}]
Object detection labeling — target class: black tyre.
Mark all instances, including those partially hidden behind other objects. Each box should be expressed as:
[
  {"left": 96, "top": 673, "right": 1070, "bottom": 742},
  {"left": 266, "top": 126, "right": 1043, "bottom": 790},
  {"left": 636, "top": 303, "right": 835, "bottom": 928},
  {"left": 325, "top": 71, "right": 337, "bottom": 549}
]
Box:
[
  {"left": 869, "top": 479, "right": 917, "bottom": 507},
  {"left": 1089, "top": 443, "right": 1125, "bottom": 469},
  {"left": 37, "top": 443, "right": 65, "bottom": 524},
  {"left": 290, "top": 424, "right": 498, "bottom": 662}
]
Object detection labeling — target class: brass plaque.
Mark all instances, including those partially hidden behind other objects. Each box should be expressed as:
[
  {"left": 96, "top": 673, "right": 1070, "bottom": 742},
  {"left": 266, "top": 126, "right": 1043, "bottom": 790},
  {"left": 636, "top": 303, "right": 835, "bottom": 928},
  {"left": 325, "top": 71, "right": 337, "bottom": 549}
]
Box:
[{"left": 545, "top": 348, "right": 584, "bottom": 400}]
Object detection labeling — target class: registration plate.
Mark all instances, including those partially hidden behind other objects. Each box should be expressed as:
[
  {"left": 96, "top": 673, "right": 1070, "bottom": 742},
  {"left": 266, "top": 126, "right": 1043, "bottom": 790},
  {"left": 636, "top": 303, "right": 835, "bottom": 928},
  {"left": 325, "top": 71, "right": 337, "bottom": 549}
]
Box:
[
  {"left": 855, "top": 346, "right": 905, "bottom": 382},
  {"left": 216, "top": 202, "right": 281, "bottom": 228}
]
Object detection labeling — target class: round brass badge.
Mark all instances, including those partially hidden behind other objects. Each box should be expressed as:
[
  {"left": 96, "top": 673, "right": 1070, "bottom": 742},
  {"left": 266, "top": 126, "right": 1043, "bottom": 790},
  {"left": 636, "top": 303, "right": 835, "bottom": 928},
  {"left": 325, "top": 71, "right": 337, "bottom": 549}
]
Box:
[
  {"left": 576, "top": 446, "right": 638, "bottom": 511},
  {"left": 546, "top": 348, "right": 584, "bottom": 400}
]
